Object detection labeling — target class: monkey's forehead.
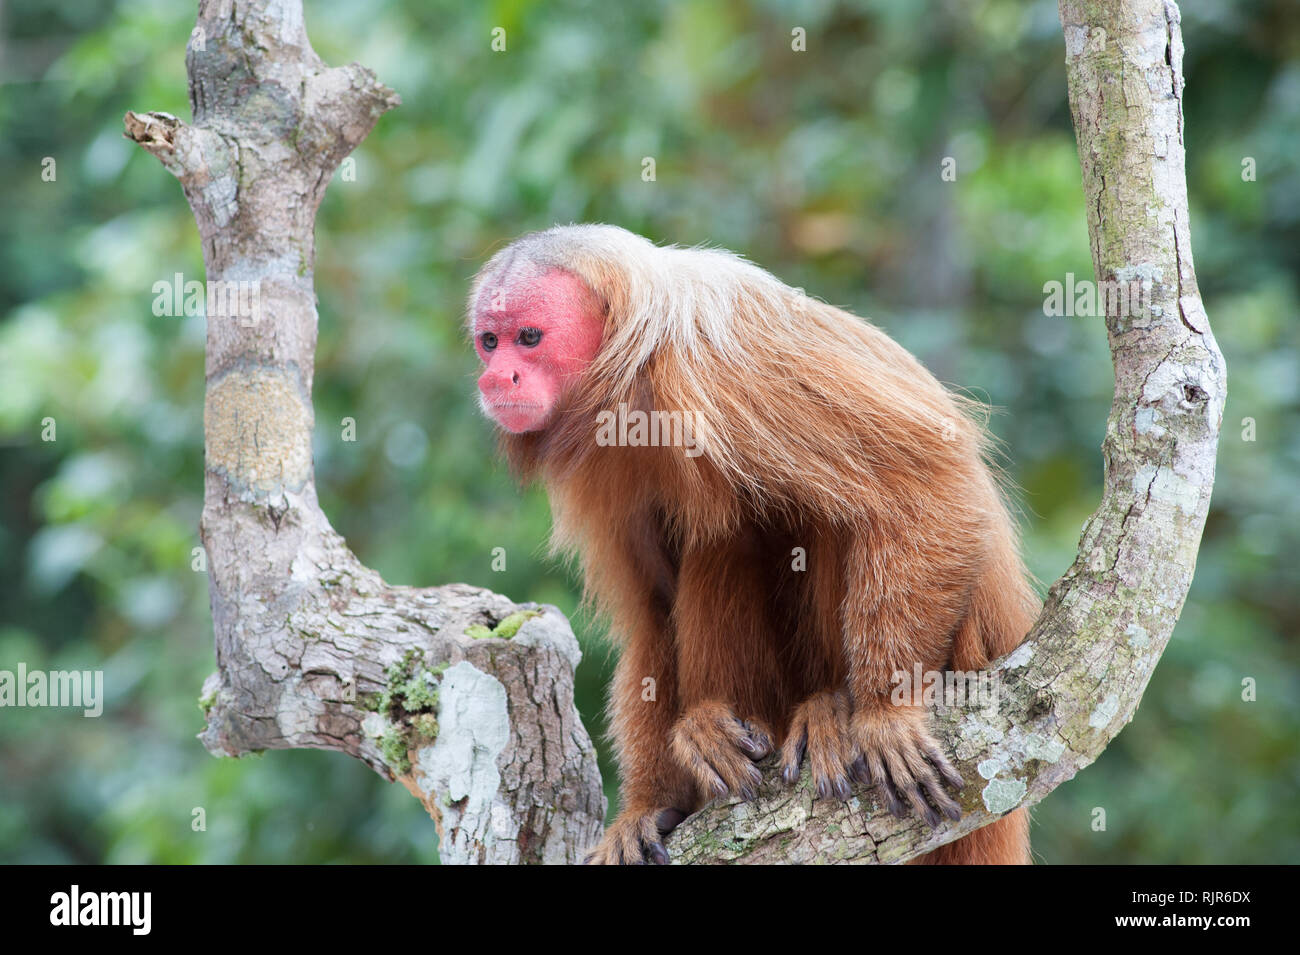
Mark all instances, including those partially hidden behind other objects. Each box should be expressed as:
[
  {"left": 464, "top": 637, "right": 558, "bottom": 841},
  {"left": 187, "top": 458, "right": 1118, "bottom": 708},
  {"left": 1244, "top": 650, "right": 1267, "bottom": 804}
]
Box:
[{"left": 473, "top": 264, "right": 597, "bottom": 325}]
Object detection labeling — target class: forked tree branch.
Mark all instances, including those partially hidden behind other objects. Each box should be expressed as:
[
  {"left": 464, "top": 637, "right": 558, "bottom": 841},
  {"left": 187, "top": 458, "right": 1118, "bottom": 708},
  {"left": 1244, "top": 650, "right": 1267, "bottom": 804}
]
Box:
[{"left": 125, "top": 0, "right": 604, "bottom": 865}]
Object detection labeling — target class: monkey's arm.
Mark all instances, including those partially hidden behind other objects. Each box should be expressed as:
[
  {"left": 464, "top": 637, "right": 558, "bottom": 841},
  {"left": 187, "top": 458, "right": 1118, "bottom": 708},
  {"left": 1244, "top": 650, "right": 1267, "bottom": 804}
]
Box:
[
  {"left": 585, "top": 612, "right": 696, "bottom": 864},
  {"left": 587, "top": 534, "right": 779, "bottom": 864},
  {"left": 837, "top": 517, "right": 978, "bottom": 826},
  {"left": 667, "top": 535, "right": 778, "bottom": 801}
]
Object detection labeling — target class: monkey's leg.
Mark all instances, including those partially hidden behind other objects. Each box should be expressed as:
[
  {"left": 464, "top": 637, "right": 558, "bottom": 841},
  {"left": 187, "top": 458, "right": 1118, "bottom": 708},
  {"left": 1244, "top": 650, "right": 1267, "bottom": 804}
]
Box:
[
  {"left": 585, "top": 618, "right": 697, "bottom": 865},
  {"left": 840, "top": 523, "right": 976, "bottom": 829},
  {"left": 667, "top": 535, "right": 783, "bottom": 802}
]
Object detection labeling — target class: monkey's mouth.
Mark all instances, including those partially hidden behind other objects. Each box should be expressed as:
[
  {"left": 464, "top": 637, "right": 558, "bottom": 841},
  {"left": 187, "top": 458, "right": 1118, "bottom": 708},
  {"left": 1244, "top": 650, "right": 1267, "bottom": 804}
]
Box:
[{"left": 483, "top": 399, "right": 551, "bottom": 434}]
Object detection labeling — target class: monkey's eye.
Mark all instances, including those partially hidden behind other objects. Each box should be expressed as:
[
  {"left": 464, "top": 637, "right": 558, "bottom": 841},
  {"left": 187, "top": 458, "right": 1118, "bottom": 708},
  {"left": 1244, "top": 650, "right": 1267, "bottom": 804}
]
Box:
[
  {"left": 480, "top": 332, "right": 498, "bottom": 351},
  {"left": 517, "top": 327, "right": 542, "bottom": 347}
]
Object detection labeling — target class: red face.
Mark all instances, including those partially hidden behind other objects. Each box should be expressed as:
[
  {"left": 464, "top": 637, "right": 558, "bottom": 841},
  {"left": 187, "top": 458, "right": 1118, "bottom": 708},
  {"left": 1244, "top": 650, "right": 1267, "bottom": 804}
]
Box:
[{"left": 474, "top": 267, "right": 604, "bottom": 434}]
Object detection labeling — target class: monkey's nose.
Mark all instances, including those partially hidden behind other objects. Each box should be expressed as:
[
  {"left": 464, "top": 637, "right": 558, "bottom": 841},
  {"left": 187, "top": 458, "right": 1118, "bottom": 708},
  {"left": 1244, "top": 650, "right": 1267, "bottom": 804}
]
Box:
[{"left": 478, "top": 367, "right": 522, "bottom": 396}]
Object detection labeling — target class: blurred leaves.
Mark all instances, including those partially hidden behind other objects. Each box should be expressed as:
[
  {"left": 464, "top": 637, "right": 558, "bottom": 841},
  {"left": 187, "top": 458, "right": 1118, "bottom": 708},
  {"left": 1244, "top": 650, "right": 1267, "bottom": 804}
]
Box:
[{"left": 0, "top": 0, "right": 1297, "bottom": 863}]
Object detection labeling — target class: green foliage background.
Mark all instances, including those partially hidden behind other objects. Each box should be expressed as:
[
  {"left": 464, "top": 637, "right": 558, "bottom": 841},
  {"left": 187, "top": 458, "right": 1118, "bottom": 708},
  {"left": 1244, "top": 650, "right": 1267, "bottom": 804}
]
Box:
[{"left": 1, "top": 0, "right": 1296, "bottom": 864}]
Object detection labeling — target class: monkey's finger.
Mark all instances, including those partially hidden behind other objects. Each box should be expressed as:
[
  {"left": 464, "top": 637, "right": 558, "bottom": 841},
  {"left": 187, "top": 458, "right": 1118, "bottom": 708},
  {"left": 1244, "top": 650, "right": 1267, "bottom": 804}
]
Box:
[
  {"left": 738, "top": 718, "right": 775, "bottom": 760},
  {"left": 820, "top": 772, "right": 852, "bottom": 801},
  {"left": 704, "top": 718, "right": 765, "bottom": 796},
  {"left": 899, "top": 752, "right": 957, "bottom": 827},
  {"left": 924, "top": 745, "right": 966, "bottom": 792},
  {"left": 879, "top": 746, "right": 938, "bottom": 827},
  {"left": 700, "top": 737, "right": 758, "bottom": 796},
  {"left": 849, "top": 755, "right": 872, "bottom": 787},
  {"left": 673, "top": 725, "right": 760, "bottom": 799},
  {"left": 809, "top": 738, "right": 851, "bottom": 800},
  {"left": 908, "top": 787, "right": 944, "bottom": 828},
  {"left": 815, "top": 771, "right": 851, "bottom": 801},
  {"left": 619, "top": 820, "right": 652, "bottom": 864},
  {"left": 917, "top": 770, "right": 963, "bottom": 823},
  {"left": 723, "top": 714, "right": 768, "bottom": 758},
  {"left": 609, "top": 814, "right": 662, "bottom": 864},
  {"left": 689, "top": 756, "right": 732, "bottom": 799},
  {"left": 866, "top": 750, "right": 905, "bottom": 817},
  {"left": 780, "top": 735, "right": 807, "bottom": 784},
  {"left": 779, "top": 715, "right": 809, "bottom": 784},
  {"left": 585, "top": 818, "right": 648, "bottom": 865},
  {"left": 723, "top": 771, "right": 762, "bottom": 801},
  {"left": 721, "top": 758, "right": 764, "bottom": 801},
  {"left": 806, "top": 707, "right": 853, "bottom": 800},
  {"left": 643, "top": 838, "right": 670, "bottom": 865},
  {"left": 898, "top": 740, "right": 964, "bottom": 826},
  {"left": 656, "top": 807, "right": 688, "bottom": 836},
  {"left": 629, "top": 812, "right": 674, "bottom": 864}
]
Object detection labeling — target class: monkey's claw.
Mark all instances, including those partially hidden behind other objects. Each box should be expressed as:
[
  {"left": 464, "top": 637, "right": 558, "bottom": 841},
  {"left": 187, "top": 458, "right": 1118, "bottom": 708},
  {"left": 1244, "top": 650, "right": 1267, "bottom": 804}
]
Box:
[
  {"left": 780, "top": 688, "right": 866, "bottom": 799},
  {"left": 584, "top": 808, "right": 686, "bottom": 865},
  {"left": 852, "top": 706, "right": 964, "bottom": 828},
  {"left": 671, "top": 702, "right": 773, "bottom": 801}
]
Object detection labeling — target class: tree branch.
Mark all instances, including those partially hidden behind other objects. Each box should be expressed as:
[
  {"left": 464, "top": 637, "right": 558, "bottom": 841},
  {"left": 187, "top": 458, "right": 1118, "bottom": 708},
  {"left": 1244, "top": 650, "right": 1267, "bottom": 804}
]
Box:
[
  {"left": 125, "top": 0, "right": 604, "bottom": 865},
  {"left": 668, "top": 0, "right": 1226, "bottom": 863}
]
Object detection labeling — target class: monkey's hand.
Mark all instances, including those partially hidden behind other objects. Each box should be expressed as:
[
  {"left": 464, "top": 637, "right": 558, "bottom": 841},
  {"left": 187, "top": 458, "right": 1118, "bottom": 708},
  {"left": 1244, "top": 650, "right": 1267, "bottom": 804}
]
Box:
[
  {"left": 851, "top": 702, "right": 964, "bottom": 827},
  {"left": 583, "top": 808, "right": 687, "bottom": 865},
  {"left": 670, "top": 701, "right": 774, "bottom": 801},
  {"left": 779, "top": 688, "right": 869, "bottom": 799}
]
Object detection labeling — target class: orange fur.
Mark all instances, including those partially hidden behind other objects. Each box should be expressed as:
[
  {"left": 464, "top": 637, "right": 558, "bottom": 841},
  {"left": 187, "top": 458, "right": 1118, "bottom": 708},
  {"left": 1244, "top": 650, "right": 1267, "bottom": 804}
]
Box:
[{"left": 473, "top": 225, "right": 1039, "bottom": 865}]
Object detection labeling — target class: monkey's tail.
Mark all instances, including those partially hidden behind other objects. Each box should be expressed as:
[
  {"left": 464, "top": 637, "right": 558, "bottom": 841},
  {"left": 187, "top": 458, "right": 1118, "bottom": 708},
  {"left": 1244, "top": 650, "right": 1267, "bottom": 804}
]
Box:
[{"left": 910, "top": 809, "right": 1031, "bottom": 865}]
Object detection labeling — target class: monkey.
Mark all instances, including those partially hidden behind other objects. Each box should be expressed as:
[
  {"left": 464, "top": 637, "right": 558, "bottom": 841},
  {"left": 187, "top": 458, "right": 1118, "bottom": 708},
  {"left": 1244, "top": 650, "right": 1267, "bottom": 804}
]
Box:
[{"left": 469, "top": 224, "right": 1037, "bottom": 865}]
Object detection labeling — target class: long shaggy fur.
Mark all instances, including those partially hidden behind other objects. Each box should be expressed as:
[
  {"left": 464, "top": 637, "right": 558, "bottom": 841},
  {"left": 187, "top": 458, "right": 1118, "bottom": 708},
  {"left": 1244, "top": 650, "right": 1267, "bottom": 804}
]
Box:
[{"left": 472, "top": 224, "right": 1039, "bottom": 864}]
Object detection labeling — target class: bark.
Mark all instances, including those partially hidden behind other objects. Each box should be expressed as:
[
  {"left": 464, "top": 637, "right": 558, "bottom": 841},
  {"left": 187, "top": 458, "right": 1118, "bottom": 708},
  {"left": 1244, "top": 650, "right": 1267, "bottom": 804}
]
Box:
[
  {"left": 669, "top": 0, "right": 1226, "bottom": 863},
  {"left": 124, "top": 0, "right": 603, "bottom": 865}
]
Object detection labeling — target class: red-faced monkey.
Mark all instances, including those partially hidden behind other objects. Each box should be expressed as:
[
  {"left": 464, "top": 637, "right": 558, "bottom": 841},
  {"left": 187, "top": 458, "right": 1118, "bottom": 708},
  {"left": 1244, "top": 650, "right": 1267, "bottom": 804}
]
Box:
[{"left": 470, "top": 224, "right": 1036, "bottom": 864}]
